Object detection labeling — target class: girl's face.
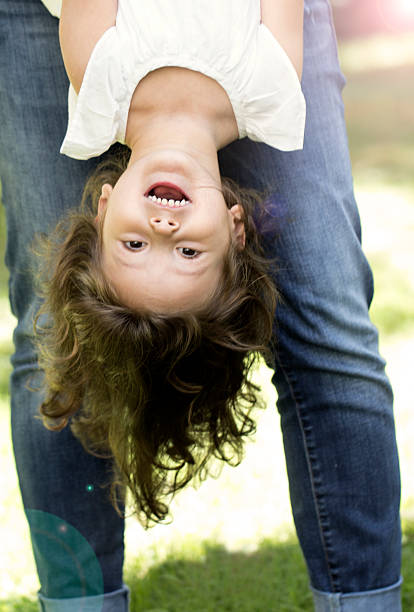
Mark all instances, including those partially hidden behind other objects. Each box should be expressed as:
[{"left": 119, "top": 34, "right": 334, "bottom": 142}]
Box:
[{"left": 98, "top": 150, "right": 245, "bottom": 313}]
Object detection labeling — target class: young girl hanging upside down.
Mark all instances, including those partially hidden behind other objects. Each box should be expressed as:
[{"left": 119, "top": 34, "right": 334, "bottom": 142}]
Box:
[{"left": 36, "top": 0, "right": 306, "bottom": 525}]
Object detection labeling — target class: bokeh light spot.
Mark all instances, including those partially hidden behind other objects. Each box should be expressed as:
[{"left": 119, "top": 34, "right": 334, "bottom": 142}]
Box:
[{"left": 25, "top": 509, "right": 104, "bottom": 600}]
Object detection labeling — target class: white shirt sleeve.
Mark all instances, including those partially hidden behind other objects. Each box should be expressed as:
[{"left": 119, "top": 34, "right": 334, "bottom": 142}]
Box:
[{"left": 41, "top": 0, "right": 62, "bottom": 18}]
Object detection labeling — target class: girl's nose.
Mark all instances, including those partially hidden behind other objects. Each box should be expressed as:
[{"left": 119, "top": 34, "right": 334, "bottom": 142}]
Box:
[{"left": 149, "top": 216, "right": 180, "bottom": 234}]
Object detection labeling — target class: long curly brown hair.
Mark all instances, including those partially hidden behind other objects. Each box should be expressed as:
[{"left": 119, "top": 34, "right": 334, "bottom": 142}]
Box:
[{"left": 35, "top": 147, "right": 278, "bottom": 527}]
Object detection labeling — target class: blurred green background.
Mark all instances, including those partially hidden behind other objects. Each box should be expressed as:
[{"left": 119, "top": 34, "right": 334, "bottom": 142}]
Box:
[{"left": 0, "top": 4, "right": 413, "bottom": 611}]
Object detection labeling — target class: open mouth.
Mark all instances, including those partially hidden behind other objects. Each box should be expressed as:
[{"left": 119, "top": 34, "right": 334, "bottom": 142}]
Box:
[{"left": 145, "top": 182, "right": 192, "bottom": 207}]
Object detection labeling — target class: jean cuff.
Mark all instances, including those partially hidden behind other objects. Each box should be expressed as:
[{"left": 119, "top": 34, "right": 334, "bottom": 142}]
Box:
[
  {"left": 37, "top": 584, "right": 130, "bottom": 612},
  {"left": 311, "top": 577, "right": 402, "bottom": 612}
]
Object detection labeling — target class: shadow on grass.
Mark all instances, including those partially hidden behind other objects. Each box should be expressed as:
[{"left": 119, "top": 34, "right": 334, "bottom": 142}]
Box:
[
  {"left": 0, "top": 537, "right": 312, "bottom": 612},
  {"left": 127, "top": 541, "right": 313, "bottom": 612},
  {"left": 1, "top": 523, "right": 414, "bottom": 611},
  {"left": 127, "top": 537, "right": 313, "bottom": 612}
]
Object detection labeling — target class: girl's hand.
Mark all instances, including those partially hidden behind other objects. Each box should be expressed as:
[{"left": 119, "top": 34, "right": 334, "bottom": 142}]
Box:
[{"left": 260, "top": 0, "right": 304, "bottom": 79}]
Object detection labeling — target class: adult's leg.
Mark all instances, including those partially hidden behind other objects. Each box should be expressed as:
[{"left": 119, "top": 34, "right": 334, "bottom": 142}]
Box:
[
  {"left": 0, "top": 1, "right": 129, "bottom": 609},
  {"left": 219, "top": 0, "right": 401, "bottom": 610}
]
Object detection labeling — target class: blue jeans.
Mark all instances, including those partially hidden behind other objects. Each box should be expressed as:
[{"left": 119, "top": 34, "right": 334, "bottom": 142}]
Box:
[{"left": 0, "top": 1, "right": 402, "bottom": 611}]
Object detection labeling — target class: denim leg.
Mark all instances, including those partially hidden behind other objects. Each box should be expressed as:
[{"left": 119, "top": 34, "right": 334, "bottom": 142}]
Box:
[
  {"left": 0, "top": 1, "right": 129, "bottom": 609},
  {"left": 219, "top": 0, "right": 402, "bottom": 610}
]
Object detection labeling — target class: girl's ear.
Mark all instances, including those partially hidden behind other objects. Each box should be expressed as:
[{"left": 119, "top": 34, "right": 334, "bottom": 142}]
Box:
[
  {"left": 229, "top": 204, "right": 246, "bottom": 250},
  {"left": 96, "top": 183, "right": 113, "bottom": 221}
]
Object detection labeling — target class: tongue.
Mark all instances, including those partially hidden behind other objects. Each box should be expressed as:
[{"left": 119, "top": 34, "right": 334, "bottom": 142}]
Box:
[{"left": 153, "top": 185, "right": 184, "bottom": 200}]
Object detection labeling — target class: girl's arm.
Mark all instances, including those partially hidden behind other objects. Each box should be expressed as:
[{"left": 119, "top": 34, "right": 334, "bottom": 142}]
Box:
[
  {"left": 59, "top": 0, "right": 117, "bottom": 94},
  {"left": 260, "top": 0, "right": 304, "bottom": 79}
]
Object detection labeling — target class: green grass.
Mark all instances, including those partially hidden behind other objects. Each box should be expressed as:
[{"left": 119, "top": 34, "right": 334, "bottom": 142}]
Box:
[
  {"left": 127, "top": 538, "right": 313, "bottom": 612},
  {"left": 0, "top": 204, "right": 8, "bottom": 296},
  {"left": 0, "top": 298, "right": 13, "bottom": 399},
  {"left": 402, "top": 522, "right": 414, "bottom": 612},
  {"left": 2, "top": 526, "right": 414, "bottom": 611},
  {"left": 369, "top": 252, "right": 414, "bottom": 337},
  {"left": 0, "top": 598, "right": 38, "bottom": 612},
  {"left": 0, "top": 344, "right": 12, "bottom": 398}
]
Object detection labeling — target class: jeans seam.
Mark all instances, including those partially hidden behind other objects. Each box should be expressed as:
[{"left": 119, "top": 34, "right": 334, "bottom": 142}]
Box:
[{"left": 275, "top": 352, "right": 341, "bottom": 593}]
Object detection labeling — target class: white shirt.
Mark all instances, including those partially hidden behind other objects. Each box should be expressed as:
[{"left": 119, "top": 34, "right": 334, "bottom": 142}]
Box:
[
  {"left": 42, "top": 0, "right": 306, "bottom": 160},
  {"left": 42, "top": 0, "right": 60, "bottom": 17}
]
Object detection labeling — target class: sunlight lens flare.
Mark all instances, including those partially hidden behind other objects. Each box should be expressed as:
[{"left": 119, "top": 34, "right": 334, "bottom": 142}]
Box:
[
  {"left": 378, "top": 0, "right": 414, "bottom": 31},
  {"left": 397, "top": 0, "right": 414, "bottom": 17}
]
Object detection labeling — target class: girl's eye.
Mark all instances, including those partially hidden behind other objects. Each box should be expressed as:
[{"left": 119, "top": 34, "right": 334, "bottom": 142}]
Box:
[
  {"left": 178, "top": 247, "right": 200, "bottom": 259},
  {"left": 124, "top": 240, "right": 146, "bottom": 251}
]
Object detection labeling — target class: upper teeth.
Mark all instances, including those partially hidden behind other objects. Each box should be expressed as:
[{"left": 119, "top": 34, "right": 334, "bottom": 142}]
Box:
[{"left": 148, "top": 194, "right": 190, "bottom": 207}]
